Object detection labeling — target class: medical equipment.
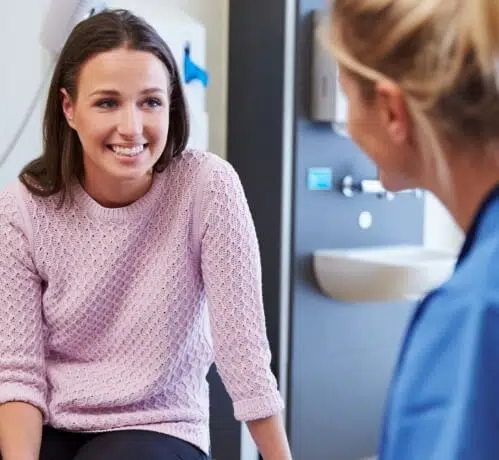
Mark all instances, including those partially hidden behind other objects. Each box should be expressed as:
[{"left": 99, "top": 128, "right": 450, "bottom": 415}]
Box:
[{"left": 0, "top": 0, "right": 107, "bottom": 167}]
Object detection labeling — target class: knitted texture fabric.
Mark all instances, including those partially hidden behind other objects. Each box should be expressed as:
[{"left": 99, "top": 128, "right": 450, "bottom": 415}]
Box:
[{"left": 0, "top": 149, "right": 283, "bottom": 454}]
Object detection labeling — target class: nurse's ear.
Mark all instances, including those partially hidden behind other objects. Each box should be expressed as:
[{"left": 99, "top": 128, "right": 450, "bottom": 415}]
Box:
[
  {"left": 61, "top": 88, "right": 76, "bottom": 130},
  {"left": 374, "top": 80, "right": 413, "bottom": 146}
]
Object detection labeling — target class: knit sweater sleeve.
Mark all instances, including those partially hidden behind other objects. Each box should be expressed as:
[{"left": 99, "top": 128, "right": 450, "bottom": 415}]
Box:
[
  {"left": 0, "top": 184, "right": 47, "bottom": 416},
  {"left": 198, "top": 158, "right": 284, "bottom": 421}
]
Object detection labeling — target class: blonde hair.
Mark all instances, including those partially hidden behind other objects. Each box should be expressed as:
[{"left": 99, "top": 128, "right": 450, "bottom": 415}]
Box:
[{"left": 330, "top": 0, "right": 499, "bottom": 149}]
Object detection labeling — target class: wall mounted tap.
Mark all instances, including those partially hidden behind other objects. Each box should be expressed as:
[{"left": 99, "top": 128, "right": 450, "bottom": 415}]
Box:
[{"left": 340, "top": 175, "right": 423, "bottom": 200}]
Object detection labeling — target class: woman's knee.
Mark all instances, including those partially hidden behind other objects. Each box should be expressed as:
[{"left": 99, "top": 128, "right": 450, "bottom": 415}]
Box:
[
  {"left": 39, "top": 426, "right": 90, "bottom": 460},
  {"left": 73, "top": 430, "right": 207, "bottom": 460}
]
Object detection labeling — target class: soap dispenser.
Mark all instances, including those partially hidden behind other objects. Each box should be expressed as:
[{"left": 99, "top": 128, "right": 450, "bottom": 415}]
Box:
[{"left": 309, "top": 9, "right": 348, "bottom": 136}]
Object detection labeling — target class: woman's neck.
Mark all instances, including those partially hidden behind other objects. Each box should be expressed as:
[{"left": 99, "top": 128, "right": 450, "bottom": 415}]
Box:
[
  {"left": 429, "top": 152, "right": 499, "bottom": 234},
  {"left": 82, "top": 172, "right": 153, "bottom": 208}
]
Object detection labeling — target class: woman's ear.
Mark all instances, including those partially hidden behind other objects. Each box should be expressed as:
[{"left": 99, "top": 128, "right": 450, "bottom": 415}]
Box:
[
  {"left": 60, "top": 88, "right": 76, "bottom": 129},
  {"left": 374, "top": 80, "right": 412, "bottom": 146}
]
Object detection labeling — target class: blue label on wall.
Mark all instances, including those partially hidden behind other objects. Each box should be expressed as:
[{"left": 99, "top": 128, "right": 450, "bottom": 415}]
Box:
[{"left": 307, "top": 168, "right": 333, "bottom": 191}]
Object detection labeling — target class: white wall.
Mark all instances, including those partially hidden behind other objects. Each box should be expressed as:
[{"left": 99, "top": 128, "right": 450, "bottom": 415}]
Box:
[
  {"left": 0, "top": 1, "right": 52, "bottom": 188},
  {"left": 0, "top": 0, "right": 228, "bottom": 190}
]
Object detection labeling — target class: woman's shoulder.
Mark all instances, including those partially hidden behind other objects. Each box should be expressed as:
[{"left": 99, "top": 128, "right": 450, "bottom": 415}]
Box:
[
  {"left": 0, "top": 180, "right": 21, "bottom": 215},
  {"left": 170, "top": 148, "right": 231, "bottom": 172},
  {"left": 0, "top": 178, "right": 63, "bottom": 230},
  {"left": 164, "top": 149, "right": 238, "bottom": 190},
  {"left": 433, "top": 234, "right": 499, "bottom": 312},
  {"left": 0, "top": 180, "right": 35, "bottom": 237}
]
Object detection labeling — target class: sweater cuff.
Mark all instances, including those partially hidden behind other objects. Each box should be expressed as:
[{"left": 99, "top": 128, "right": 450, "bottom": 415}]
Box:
[
  {"left": 0, "top": 382, "right": 48, "bottom": 422},
  {"left": 233, "top": 391, "right": 285, "bottom": 421}
]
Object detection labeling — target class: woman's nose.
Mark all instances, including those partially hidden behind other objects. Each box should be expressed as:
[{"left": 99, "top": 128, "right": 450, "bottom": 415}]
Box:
[{"left": 117, "top": 106, "right": 143, "bottom": 137}]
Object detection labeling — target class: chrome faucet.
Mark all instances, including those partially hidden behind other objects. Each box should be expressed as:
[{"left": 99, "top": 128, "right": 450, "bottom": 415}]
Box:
[{"left": 340, "top": 175, "right": 422, "bottom": 200}]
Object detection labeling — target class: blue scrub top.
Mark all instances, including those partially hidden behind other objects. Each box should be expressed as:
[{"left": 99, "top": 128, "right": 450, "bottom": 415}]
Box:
[{"left": 379, "top": 184, "right": 499, "bottom": 460}]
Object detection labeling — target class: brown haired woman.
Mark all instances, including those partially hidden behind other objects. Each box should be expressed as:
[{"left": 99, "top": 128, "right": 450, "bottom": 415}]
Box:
[
  {"left": 0, "top": 9, "right": 291, "bottom": 460},
  {"left": 329, "top": 0, "right": 499, "bottom": 458}
]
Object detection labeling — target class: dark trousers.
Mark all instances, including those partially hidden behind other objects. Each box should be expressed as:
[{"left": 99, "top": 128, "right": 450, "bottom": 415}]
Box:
[{"left": 37, "top": 426, "right": 209, "bottom": 460}]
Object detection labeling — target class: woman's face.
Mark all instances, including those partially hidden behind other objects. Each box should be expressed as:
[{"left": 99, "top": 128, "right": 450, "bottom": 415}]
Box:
[
  {"left": 338, "top": 65, "right": 423, "bottom": 192},
  {"left": 61, "top": 47, "right": 170, "bottom": 190}
]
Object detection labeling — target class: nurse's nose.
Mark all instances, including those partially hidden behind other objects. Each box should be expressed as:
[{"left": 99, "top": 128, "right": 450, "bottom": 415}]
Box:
[{"left": 117, "top": 105, "right": 143, "bottom": 137}]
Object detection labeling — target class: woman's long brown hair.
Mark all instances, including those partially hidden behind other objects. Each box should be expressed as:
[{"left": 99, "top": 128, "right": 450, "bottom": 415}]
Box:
[{"left": 20, "top": 9, "right": 190, "bottom": 205}]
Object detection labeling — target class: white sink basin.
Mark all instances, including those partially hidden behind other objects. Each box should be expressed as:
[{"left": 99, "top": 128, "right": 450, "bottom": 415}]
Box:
[{"left": 313, "top": 245, "right": 457, "bottom": 303}]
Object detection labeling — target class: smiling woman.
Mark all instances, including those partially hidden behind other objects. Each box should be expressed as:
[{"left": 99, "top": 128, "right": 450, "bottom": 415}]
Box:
[
  {"left": 60, "top": 47, "right": 171, "bottom": 207},
  {"left": 0, "top": 8, "right": 290, "bottom": 460},
  {"left": 20, "top": 8, "right": 188, "bottom": 207}
]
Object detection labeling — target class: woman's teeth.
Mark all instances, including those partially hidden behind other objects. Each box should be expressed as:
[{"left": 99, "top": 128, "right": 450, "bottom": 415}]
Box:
[{"left": 111, "top": 145, "right": 145, "bottom": 157}]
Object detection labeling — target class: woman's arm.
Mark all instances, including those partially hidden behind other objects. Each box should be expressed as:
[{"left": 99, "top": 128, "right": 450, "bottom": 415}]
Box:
[
  {"left": 0, "top": 186, "right": 47, "bottom": 459},
  {"left": 197, "top": 157, "right": 291, "bottom": 458},
  {"left": 0, "top": 402, "right": 43, "bottom": 460},
  {"left": 247, "top": 415, "right": 292, "bottom": 460}
]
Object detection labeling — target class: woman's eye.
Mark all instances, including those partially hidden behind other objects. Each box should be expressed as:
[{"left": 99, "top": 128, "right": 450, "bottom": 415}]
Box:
[
  {"left": 96, "top": 99, "right": 117, "bottom": 109},
  {"left": 143, "top": 98, "right": 162, "bottom": 108}
]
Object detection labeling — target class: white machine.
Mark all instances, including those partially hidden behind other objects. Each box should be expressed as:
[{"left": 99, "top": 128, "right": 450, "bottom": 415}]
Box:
[
  {"left": 0, "top": 0, "right": 209, "bottom": 169},
  {"left": 40, "top": 0, "right": 108, "bottom": 55}
]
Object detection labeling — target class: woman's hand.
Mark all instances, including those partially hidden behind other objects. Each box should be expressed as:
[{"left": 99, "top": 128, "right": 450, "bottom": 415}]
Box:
[
  {"left": 0, "top": 402, "right": 43, "bottom": 460},
  {"left": 247, "top": 414, "right": 292, "bottom": 460}
]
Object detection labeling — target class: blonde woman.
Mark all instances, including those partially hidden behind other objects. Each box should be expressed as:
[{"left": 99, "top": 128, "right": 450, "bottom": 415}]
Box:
[{"left": 329, "top": 0, "right": 499, "bottom": 458}]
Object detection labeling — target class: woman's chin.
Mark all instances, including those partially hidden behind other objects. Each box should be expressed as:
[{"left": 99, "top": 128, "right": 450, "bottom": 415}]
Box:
[{"left": 379, "top": 172, "right": 417, "bottom": 192}]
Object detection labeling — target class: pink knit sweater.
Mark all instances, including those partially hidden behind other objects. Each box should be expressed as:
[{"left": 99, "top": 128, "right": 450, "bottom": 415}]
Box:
[{"left": 0, "top": 149, "right": 283, "bottom": 454}]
